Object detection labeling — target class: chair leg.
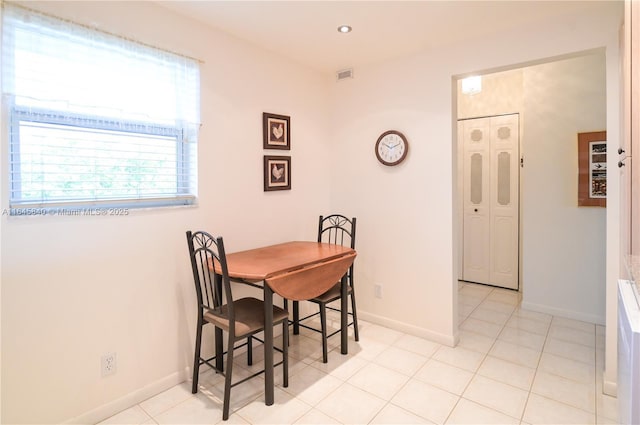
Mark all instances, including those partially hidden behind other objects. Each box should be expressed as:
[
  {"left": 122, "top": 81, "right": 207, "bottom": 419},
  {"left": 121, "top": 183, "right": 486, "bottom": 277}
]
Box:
[
  {"left": 222, "top": 335, "right": 235, "bottom": 421},
  {"left": 192, "top": 320, "right": 203, "bottom": 394},
  {"left": 283, "top": 299, "right": 292, "bottom": 347},
  {"left": 247, "top": 336, "right": 253, "bottom": 366},
  {"left": 350, "top": 289, "right": 360, "bottom": 342},
  {"left": 215, "top": 327, "right": 224, "bottom": 372},
  {"left": 282, "top": 320, "right": 289, "bottom": 387},
  {"left": 319, "top": 303, "right": 328, "bottom": 363}
]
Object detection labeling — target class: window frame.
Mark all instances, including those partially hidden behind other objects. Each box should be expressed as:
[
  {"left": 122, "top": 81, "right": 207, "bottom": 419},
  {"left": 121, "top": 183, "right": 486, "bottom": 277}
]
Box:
[
  {"left": 2, "top": 4, "right": 200, "bottom": 212},
  {"left": 8, "top": 102, "right": 195, "bottom": 209}
]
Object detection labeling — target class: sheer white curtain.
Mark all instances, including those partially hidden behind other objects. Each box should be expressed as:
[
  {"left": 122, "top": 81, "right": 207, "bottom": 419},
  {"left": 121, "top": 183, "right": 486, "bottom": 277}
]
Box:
[{"left": 2, "top": 3, "right": 200, "bottom": 208}]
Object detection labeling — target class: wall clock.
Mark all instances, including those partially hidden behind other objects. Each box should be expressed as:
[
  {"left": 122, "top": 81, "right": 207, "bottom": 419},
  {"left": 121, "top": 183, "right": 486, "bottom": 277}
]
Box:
[{"left": 375, "top": 130, "right": 408, "bottom": 166}]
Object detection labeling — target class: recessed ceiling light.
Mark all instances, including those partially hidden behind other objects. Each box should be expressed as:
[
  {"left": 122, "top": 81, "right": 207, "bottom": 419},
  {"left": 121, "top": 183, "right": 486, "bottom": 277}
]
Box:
[{"left": 337, "top": 25, "right": 352, "bottom": 33}]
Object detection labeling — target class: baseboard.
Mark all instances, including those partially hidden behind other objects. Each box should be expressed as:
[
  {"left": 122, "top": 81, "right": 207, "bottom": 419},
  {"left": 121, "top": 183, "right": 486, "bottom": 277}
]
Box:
[
  {"left": 359, "top": 310, "right": 457, "bottom": 347},
  {"left": 520, "top": 301, "right": 605, "bottom": 326},
  {"left": 603, "top": 377, "right": 618, "bottom": 397},
  {"left": 64, "top": 368, "right": 190, "bottom": 424}
]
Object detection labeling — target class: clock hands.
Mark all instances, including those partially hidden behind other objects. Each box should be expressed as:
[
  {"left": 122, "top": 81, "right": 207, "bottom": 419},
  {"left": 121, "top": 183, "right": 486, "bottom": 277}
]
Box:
[{"left": 382, "top": 141, "right": 401, "bottom": 151}]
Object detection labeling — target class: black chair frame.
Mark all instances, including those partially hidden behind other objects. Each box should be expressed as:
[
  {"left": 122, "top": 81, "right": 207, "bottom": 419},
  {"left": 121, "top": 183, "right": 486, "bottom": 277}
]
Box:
[
  {"left": 290, "top": 215, "right": 358, "bottom": 363},
  {"left": 187, "top": 230, "right": 288, "bottom": 420}
]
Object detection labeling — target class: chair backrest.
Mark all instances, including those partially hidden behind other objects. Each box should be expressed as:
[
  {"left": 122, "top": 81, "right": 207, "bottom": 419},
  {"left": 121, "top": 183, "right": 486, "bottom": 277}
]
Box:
[
  {"left": 266, "top": 252, "right": 357, "bottom": 301},
  {"left": 318, "top": 215, "right": 356, "bottom": 285},
  {"left": 186, "top": 230, "right": 235, "bottom": 327},
  {"left": 317, "top": 214, "right": 356, "bottom": 249}
]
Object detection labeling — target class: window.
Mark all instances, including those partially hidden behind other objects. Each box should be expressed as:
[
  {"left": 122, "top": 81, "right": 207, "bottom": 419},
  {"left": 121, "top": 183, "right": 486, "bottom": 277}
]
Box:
[{"left": 2, "top": 4, "right": 200, "bottom": 210}]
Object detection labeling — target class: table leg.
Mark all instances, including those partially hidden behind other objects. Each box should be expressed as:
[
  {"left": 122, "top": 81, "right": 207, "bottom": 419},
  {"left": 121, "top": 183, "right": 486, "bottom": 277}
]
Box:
[
  {"left": 264, "top": 284, "right": 274, "bottom": 405},
  {"left": 340, "top": 274, "right": 348, "bottom": 354},
  {"left": 293, "top": 301, "right": 300, "bottom": 335}
]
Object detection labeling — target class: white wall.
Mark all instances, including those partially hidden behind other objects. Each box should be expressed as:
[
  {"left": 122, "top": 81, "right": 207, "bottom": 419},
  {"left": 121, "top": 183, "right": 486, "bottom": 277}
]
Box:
[
  {"left": 457, "top": 69, "right": 525, "bottom": 120},
  {"left": 0, "top": 2, "right": 332, "bottom": 423},
  {"left": 521, "top": 53, "right": 607, "bottom": 324},
  {"left": 0, "top": 1, "right": 624, "bottom": 423},
  {"left": 327, "top": 0, "right": 621, "bottom": 393},
  {"left": 328, "top": 54, "right": 459, "bottom": 343}
]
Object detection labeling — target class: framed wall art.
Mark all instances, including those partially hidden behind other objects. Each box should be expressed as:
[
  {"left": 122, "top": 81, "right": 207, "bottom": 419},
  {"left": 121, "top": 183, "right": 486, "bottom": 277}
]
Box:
[
  {"left": 264, "top": 155, "right": 291, "bottom": 191},
  {"left": 578, "top": 130, "right": 607, "bottom": 207},
  {"left": 263, "top": 112, "right": 290, "bottom": 150}
]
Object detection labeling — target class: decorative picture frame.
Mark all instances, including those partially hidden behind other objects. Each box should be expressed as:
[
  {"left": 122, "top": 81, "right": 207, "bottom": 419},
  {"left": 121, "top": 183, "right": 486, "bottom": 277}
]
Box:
[
  {"left": 578, "top": 130, "right": 607, "bottom": 207},
  {"left": 263, "top": 113, "right": 290, "bottom": 150},
  {"left": 264, "top": 155, "right": 291, "bottom": 191}
]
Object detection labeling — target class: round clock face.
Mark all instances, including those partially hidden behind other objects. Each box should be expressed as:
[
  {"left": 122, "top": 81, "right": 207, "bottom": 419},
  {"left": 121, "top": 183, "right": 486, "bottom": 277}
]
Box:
[{"left": 375, "top": 130, "right": 408, "bottom": 166}]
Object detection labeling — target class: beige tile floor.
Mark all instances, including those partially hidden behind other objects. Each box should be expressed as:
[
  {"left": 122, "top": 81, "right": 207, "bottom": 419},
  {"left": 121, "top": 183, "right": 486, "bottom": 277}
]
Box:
[{"left": 99, "top": 282, "right": 618, "bottom": 424}]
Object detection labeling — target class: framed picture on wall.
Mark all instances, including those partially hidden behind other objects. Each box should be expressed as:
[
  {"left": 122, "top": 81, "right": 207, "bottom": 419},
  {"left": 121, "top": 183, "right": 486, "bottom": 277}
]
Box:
[
  {"left": 263, "top": 112, "right": 290, "bottom": 150},
  {"left": 264, "top": 155, "right": 291, "bottom": 191},
  {"left": 578, "top": 130, "right": 607, "bottom": 207}
]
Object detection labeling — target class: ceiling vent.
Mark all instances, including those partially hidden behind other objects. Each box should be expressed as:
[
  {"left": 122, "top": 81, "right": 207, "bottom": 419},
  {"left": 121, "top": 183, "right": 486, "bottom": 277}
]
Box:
[{"left": 336, "top": 68, "right": 354, "bottom": 81}]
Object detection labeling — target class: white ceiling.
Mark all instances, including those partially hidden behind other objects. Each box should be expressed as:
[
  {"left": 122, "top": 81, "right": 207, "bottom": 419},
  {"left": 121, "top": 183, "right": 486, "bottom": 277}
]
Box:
[{"left": 157, "top": 1, "right": 616, "bottom": 75}]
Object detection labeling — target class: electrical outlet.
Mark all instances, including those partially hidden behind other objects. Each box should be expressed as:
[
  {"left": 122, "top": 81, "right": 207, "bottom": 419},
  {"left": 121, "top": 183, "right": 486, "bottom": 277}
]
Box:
[
  {"left": 101, "top": 352, "right": 117, "bottom": 377},
  {"left": 374, "top": 284, "right": 383, "bottom": 299}
]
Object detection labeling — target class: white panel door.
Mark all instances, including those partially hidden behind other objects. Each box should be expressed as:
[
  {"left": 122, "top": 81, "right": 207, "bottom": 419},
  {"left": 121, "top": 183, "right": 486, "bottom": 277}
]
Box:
[
  {"left": 461, "top": 114, "right": 519, "bottom": 289},
  {"left": 489, "top": 114, "right": 519, "bottom": 289},
  {"left": 461, "top": 118, "right": 490, "bottom": 284}
]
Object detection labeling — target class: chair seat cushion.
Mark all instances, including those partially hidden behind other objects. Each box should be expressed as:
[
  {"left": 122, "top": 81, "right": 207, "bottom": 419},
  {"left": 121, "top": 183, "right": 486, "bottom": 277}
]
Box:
[
  {"left": 311, "top": 282, "right": 352, "bottom": 303},
  {"left": 204, "top": 297, "right": 289, "bottom": 337}
]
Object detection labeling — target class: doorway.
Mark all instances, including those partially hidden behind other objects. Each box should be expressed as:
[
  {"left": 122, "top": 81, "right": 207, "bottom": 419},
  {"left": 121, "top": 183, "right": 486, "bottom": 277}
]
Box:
[
  {"left": 459, "top": 113, "right": 520, "bottom": 290},
  {"left": 455, "top": 51, "right": 607, "bottom": 324}
]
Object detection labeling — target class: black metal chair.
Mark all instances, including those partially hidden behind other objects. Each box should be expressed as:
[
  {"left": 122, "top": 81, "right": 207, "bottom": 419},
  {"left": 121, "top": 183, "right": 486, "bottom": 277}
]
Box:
[
  {"left": 290, "top": 215, "right": 358, "bottom": 363},
  {"left": 186, "top": 230, "right": 289, "bottom": 421}
]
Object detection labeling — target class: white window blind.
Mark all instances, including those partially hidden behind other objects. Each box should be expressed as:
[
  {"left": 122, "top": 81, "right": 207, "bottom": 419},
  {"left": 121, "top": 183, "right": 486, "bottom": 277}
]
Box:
[{"left": 2, "top": 4, "right": 200, "bottom": 209}]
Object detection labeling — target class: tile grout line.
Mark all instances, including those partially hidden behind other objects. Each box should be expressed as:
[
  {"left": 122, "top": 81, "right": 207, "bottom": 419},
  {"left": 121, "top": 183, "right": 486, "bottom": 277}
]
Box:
[
  {"left": 518, "top": 304, "right": 555, "bottom": 425},
  {"left": 366, "top": 330, "right": 448, "bottom": 424},
  {"left": 445, "top": 286, "right": 522, "bottom": 424},
  {"left": 527, "top": 315, "right": 602, "bottom": 423},
  {"left": 593, "top": 323, "right": 601, "bottom": 424}
]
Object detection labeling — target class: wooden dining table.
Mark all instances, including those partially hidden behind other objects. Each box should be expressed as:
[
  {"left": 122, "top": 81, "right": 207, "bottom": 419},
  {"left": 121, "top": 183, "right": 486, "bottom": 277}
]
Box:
[{"left": 212, "top": 241, "right": 356, "bottom": 405}]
